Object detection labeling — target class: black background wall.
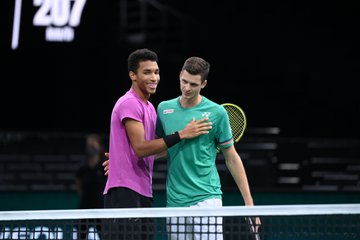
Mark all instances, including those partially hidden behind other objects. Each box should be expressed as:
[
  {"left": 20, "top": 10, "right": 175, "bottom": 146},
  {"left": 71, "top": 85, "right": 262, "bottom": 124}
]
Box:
[{"left": 1, "top": 0, "right": 359, "bottom": 138}]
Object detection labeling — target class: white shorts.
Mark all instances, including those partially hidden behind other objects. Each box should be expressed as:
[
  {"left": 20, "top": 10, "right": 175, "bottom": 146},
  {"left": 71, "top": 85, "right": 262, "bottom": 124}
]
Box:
[{"left": 167, "top": 198, "right": 223, "bottom": 240}]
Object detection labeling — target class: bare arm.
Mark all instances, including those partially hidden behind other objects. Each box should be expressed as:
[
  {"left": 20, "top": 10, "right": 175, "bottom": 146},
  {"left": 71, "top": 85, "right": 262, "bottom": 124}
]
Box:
[
  {"left": 102, "top": 117, "right": 211, "bottom": 175},
  {"left": 222, "top": 145, "right": 262, "bottom": 230},
  {"left": 125, "top": 118, "right": 167, "bottom": 157},
  {"left": 125, "top": 117, "right": 212, "bottom": 158},
  {"left": 222, "top": 145, "right": 253, "bottom": 206}
]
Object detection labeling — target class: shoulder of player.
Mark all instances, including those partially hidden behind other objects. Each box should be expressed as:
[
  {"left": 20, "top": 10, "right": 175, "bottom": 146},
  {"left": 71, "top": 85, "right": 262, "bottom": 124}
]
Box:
[
  {"left": 158, "top": 97, "right": 179, "bottom": 108},
  {"left": 202, "top": 97, "right": 225, "bottom": 112},
  {"left": 112, "top": 97, "right": 146, "bottom": 117},
  {"left": 115, "top": 97, "right": 141, "bottom": 108}
]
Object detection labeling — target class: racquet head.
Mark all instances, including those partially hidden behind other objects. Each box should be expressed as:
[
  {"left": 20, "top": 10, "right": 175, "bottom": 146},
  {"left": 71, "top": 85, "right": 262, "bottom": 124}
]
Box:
[{"left": 221, "top": 103, "right": 247, "bottom": 142}]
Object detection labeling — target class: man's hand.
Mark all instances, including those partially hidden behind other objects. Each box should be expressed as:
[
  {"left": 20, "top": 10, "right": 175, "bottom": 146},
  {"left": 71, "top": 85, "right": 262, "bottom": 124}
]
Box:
[
  {"left": 255, "top": 217, "right": 262, "bottom": 232},
  {"left": 102, "top": 152, "right": 109, "bottom": 176},
  {"left": 178, "top": 117, "right": 212, "bottom": 139}
]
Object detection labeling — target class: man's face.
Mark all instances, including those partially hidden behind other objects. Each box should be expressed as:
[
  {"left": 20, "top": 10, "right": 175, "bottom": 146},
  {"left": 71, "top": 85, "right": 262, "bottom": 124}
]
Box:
[
  {"left": 179, "top": 70, "right": 206, "bottom": 100},
  {"left": 132, "top": 60, "right": 160, "bottom": 96}
]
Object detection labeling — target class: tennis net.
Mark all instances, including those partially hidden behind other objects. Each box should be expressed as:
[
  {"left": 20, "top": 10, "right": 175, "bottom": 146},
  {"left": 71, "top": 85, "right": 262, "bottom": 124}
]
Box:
[{"left": 0, "top": 204, "right": 359, "bottom": 239}]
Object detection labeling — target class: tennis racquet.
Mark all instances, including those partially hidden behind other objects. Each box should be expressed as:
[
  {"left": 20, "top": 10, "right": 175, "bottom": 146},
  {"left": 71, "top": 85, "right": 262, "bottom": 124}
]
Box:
[
  {"left": 221, "top": 103, "right": 247, "bottom": 142},
  {"left": 245, "top": 217, "right": 262, "bottom": 240},
  {"left": 221, "top": 105, "right": 261, "bottom": 239}
]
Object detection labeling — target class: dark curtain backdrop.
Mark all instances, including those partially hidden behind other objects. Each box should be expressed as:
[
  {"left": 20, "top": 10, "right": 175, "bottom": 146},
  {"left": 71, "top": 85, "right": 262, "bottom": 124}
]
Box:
[{"left": 1, "top": 0, "right": 359, "bottom": 138}]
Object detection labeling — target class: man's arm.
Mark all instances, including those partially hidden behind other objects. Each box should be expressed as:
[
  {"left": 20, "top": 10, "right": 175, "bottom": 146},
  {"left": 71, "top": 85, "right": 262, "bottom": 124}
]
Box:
[
  {"left": 222, "top": 145, "right": 253, "bottom": 205},
  {"left": 102, "top": 117, "right": 211, "bottom": 176},
  {"left": 222, "top": 145, "right": 261, "bottom": 230},
  {"left": 125, "top": 117, "right": 211, "bottom": 158}
]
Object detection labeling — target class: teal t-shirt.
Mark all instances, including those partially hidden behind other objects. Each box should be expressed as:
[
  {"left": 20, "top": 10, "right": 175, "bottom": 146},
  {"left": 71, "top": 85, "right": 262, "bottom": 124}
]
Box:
[{"left": 156, "top": 96, "right": 233, "bottom": 207}]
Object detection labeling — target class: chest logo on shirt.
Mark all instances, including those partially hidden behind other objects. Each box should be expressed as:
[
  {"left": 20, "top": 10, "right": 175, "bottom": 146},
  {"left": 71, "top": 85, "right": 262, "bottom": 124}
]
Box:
[
  {"left": 163, "top": 109, "right": 174, "bottom": 114},
  {"left": 202, "top": 112, "right": 211, "bottom": 117}
]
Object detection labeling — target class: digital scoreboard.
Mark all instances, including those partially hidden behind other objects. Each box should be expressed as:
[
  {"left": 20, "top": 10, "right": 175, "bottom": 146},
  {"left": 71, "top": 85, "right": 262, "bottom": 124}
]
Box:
[{"left": 10, "top": 0, "right": 89, "bottom": 49}]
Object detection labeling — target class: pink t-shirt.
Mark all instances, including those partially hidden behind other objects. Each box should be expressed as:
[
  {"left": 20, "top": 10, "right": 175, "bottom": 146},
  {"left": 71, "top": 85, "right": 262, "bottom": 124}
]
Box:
[{"left": 103, "top": 88, "right": 156, "bottom": 197}]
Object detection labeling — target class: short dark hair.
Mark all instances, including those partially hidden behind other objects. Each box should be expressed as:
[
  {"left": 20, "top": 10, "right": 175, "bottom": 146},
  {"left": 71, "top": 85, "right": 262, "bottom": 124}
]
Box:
[
  {"left": 181, "top": 57, "right": 210, "bottom": 82},
  {"left": 128, "top": 48, "right": 158, "bottom": 73}
]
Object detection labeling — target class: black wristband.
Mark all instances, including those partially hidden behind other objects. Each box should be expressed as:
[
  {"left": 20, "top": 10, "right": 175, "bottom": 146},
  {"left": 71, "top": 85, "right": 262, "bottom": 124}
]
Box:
[{"left": 163, "top": 131, "right": 181, "bottom": 148}]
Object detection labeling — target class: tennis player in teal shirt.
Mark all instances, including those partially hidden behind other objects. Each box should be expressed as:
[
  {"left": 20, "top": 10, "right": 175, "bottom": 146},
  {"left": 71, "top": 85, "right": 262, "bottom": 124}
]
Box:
[
  {"left": 156, "top": 56, "right": 260, "bottom": 240},
  {"left": 157, "top": 95, "right": 232, "bottom": 207}
]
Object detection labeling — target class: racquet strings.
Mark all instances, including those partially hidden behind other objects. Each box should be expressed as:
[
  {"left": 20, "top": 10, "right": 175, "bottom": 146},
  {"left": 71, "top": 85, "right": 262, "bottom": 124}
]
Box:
[{"left": 222, "top": 104, "right": 246, "bottom": 142}]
